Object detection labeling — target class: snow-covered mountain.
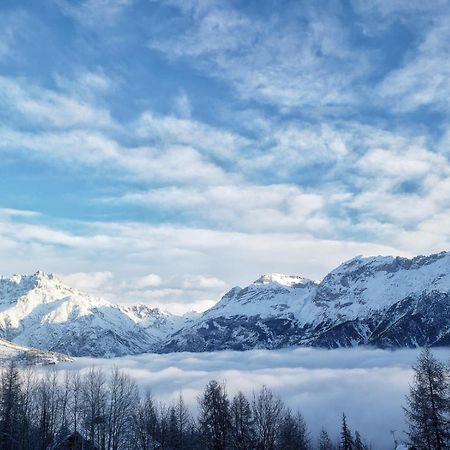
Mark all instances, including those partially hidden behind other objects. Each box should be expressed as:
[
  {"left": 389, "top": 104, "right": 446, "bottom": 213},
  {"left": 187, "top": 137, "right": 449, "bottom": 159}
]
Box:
[
  {"left": 1, "top": 251, "right": 450, "bottom": 357},
  {"left": 0, "top": 337, "right": 71, "bottom": 365},
  {"left": 160, "top": 251, "right": 450, "bottom": 352},
  {"left": 0, "top": 271, "right": 168, "bottom": 357}
]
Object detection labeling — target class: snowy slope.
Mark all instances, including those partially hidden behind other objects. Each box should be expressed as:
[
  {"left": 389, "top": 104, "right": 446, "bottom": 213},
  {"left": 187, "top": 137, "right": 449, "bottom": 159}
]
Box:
[
  {"left": 160, "top": 252, "right": 450, "bottom": 352},
  {"left": 0, "top": 272, "right": 168, "bottom": 357},
  {"left": 2, "top": 251, "right": 450, "bottom": 357},
  {"left": 0, "top": 337, "right": 71, "bottom": 366}
]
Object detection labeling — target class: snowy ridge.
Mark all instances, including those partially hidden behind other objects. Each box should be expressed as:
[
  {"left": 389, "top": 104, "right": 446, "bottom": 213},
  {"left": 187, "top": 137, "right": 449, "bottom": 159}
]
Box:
[
  {"left": 0, "top": 337, "right": 71, "bottom": 366},
  {"left": 0, "top": 272, "right": 167, "bottom": 357},
  {"left": 160, "top": 251, "right": 450, "bottom": 352},
  {"left": 1, "top": 251, "right": 450, "bottom": 357}
]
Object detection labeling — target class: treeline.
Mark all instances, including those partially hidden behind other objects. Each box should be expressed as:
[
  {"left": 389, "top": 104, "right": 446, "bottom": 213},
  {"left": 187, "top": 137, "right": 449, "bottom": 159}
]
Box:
[{"left": 0, "top": 363, "right": 370, "bottom": 450}]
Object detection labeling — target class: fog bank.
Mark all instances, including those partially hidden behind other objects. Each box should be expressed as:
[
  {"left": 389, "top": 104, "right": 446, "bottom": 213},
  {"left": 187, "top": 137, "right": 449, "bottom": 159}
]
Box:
[{"left": 50, "top": 347, "right": 450, "bottom": 448}]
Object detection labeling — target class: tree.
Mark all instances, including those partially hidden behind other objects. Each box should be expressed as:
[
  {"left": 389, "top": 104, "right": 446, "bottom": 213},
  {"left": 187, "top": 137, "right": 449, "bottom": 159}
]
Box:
[
  {"left": 252, "top": 386, "right": 284, "bottom": 450},
  {"left": 132, "top": 392, "right": 159, "bottom": 450},
  {"left": 81, "top": 367, "right": 107, "bottom": 448},
  {"left": 230, "top": 391, "right": 254, "bottom": 450},
  {"left": 278, "top": 409, "right": 310, "bottom": 450},
  {"left": 105, "top": 368, "right": 138, "bottom": 450},
  {"left": 354, "top": 431, "right": 367, "bottom": 450},
  {"left": 319, "top": 429, "right": 334, "bottom": 450},
  {"left": 404, "top": 348, "right": 449, "bottom": 450},
  {"left": 0, "top": 362, "right": 24, "bottom": 450},
  {"left": 340, "top": 414, "right": 354, "bottom": 450},
  {"left": 198, "top": 380, "right": 231, "bottom": 450}
]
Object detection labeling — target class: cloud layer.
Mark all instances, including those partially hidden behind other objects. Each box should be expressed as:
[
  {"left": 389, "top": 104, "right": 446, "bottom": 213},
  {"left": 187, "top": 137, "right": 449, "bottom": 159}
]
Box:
[{"left": 45, "top": 347, "right": 449, "bottom": 448}]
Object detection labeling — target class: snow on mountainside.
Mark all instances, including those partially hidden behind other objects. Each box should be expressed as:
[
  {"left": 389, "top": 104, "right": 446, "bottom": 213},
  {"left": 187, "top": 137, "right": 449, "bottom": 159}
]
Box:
[
  {"left": 1, "top": 251, "right": 450, "bottom": 358},
  {"left": 160, "top": 251, "right": 450, "bottom": 353},
  {"left": 0, "top": 272, "right": 170, "bottom": 357},
  {"left": 0, "top": 337, "right": 71, "bottom": 365}
]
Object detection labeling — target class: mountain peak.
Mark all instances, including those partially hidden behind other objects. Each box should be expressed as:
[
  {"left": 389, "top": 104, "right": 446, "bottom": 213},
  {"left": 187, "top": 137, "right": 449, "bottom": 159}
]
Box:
[{"left": 253, "top": 273, "right": 311, "bottom": 287}]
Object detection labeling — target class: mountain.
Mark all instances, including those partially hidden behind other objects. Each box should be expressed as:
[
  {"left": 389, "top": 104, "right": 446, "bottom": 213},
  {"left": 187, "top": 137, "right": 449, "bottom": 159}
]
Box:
[
  {"left": 1, "top": 251, "right": 450, "bottom": 357},
  {"left": 160, "top": 252, "right": 450, "bottom": 352},
  {"left": 0, "top": 337, "right": 71, "bottom": 366},
  {"left": 0, "top": 272, "right": 168, "bottom": 357}
]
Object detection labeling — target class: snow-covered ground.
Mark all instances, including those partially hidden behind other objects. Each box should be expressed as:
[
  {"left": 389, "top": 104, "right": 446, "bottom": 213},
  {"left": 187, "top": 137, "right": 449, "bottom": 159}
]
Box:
[{"left": 48, "top": 346, "right": 450, "bottom": 449}]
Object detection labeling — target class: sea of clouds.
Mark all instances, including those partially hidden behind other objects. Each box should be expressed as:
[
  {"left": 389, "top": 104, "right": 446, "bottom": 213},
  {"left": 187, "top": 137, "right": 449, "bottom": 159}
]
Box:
[{"left": 49, "top": 347, "right": 450, "bottom": 448}]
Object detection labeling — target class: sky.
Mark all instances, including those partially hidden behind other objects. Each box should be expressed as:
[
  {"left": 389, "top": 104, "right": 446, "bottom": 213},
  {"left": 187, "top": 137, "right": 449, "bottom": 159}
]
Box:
[
  {"left": 0, "top": 0, "right": 450, "bottom": 313},
  {"left": 48, "top": 346, "right": 448, "bottom": 448}
]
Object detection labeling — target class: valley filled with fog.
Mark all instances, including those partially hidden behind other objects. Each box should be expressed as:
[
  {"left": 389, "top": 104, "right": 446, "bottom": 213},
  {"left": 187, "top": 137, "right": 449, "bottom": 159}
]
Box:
[{"left": 46, "top": 347, "right": 450, "bottom": 449}]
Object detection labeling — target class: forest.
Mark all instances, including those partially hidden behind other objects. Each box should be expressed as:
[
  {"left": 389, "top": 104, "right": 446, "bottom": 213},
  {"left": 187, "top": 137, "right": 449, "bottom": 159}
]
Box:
[{"left": 0, "top": 348, "right": 447, "bottom": 450}]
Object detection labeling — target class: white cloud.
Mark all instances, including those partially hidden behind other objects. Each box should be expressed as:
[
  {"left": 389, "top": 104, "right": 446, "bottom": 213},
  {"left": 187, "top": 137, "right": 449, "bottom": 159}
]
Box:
[
  {"left": 118, "top": 183, "right": 328, "bottom": 234},
  {"left": 56, "top": 0, "right": 133, "bottom": 27},
  {"left": 135, "top": 273, "right": 163, "bottom": 288},
  {"left": 48, "top": 346, "right": 450, "bottom": 448},
  {"left": 0, "top": 210, "right": 408, "bottom": 313},
  {"left": 0, "top": 76, "right": 114, "bottom": 129},
  {"left": 0, "top": 128, "right": 227, "bottom": 185},
  {"left": 135, "top": 111, "right": 247, "bottom": 160},
  {"left": 149, "top": 1, "right": 367, "bottom": 111},
  {"left": 378, "top": 17, "right": 450, "bottom": 112},
  {"left": 182, "top": 275, "right": 226, "bottom": 290},
  {"left": 59, "top": 271, "right": 113, "bottom": 293}
]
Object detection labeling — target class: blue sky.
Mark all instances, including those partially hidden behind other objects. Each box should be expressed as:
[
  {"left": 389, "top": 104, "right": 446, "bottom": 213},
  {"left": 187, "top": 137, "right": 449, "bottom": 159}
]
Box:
[{"left": 1, "top": 0, "right": 449, "bottom": 312}]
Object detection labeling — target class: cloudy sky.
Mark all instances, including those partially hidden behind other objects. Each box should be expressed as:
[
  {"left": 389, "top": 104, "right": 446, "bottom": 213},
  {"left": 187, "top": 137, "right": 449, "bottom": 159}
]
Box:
[{"left": 1, "top": 0, "right": 449, "bottom": 313}]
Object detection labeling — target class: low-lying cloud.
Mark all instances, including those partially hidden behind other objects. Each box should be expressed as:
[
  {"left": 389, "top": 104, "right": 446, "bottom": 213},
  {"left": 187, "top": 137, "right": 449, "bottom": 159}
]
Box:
[{"left": 48, "top": 347, "right": 450, "bottom": 448}]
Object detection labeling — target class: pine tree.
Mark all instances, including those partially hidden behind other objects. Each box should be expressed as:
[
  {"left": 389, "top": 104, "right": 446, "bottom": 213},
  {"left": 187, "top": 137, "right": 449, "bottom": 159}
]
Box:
[
  {"left": 0, "top": 362, "right": 24, "bottom": 450},
  {"left": 278, "top": 409, "right": 310, "bottom": 450},
  {"left": 319, "top": 429, "right": 334, "bottom": 450},
  {"left": 198, "top": 380, "right": 231, "bottom": 450},
  {"left": 340, "top": 414, "right": 354, "bottom": 450},
  {"left": 404, "top": 348, "right": 449, "bottom": 450},
  {"left": 354, "top": 431, "right": 367, "bottom": 450}
]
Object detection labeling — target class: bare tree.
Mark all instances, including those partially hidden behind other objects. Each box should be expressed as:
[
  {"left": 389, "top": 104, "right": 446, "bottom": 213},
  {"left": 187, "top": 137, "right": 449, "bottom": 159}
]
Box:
[
  {"left": 230, "top": 391, "right": 254, "bottom": 450},
  {"left": 81, "top": 367, "right": 107, "bottom": 448},
  {"left": 252, "top": 386, "right": 284, "bottom": 450},
  {"left": 105, "top": 367, "right": 138, "bottom": 450}
]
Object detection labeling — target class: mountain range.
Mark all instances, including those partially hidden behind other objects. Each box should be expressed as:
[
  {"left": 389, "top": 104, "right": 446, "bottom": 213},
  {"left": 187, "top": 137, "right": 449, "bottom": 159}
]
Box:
[{"left": 1, "top": 251, "right": 449, "bottom": 357}]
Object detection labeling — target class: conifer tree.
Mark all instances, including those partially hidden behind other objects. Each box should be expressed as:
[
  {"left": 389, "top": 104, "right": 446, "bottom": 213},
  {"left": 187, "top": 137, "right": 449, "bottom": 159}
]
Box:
[
  {"left": 0, "top": 362, "right": 24, "bottom": 450},
  {"left": 319, "top": 429, "right": 334, "bottom": 450},
  {"left": 404, "top": 348, "right": 449, "bottom": 450},
  {"left": 198, "top": 380, "right": 231, "bottom": 450},
  {"left": 354, "top": 431, "right": 367, "bottom": 450},
  {"left": 278, "top": 409, "right": 310, "bottom": 450},
  {"left": 340, "top": 414, "right": 354, "bottom": 450}
]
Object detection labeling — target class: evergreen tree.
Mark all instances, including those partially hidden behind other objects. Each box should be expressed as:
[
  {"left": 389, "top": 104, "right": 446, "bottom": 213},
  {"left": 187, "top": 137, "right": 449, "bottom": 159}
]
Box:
[
  {"left": 404, "top": 348, "right": 449, "bottom": 450},
  {"left": 354, "top": 431, "right": 367, "bottom": 450},
  {"left": 277, "top": 409, "right": 310, "bottom": 450},
  {"left": 198, "top": 380, "right": 231, "bottom": 450},
  {"left": 340, "top": 414, "right": 354, "bottom": 450},
  {"left": 0, "top": 362, "right": 24, "bottom": 450},
  {"left": 318, "top": 429, "right": 334, "bottom": 450}
]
